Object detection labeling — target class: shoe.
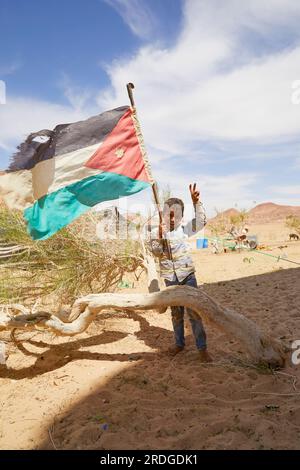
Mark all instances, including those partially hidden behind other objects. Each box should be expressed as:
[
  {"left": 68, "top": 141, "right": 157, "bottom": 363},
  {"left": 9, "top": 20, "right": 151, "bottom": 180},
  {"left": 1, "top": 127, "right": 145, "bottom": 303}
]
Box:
[
  {"left": 198, "top": 349, "right": 213, "bottom": 362},
  {"left": 167, "top": 345, "right": 184, "bottom": 356}
]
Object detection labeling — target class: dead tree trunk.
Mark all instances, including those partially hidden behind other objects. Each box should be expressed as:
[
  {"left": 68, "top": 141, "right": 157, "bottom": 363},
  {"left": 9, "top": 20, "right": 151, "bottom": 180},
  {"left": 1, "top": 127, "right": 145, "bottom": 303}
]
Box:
[{"left": 0, "top": 286, "right": 285, "bottom": 367}]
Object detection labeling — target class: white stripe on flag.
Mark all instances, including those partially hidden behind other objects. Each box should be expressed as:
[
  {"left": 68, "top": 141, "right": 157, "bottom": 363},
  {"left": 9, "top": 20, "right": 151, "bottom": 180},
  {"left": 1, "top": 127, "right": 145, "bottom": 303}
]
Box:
[{"left": 32, "top": 142, "right": 104, "bottom": 199}]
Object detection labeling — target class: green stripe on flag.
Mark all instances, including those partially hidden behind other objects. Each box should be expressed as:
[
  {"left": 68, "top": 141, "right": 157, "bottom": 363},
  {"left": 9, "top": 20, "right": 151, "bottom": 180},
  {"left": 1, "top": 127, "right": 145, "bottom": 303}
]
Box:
[{"left": 24, "top": 172, "right": 150, "bottom": 240}]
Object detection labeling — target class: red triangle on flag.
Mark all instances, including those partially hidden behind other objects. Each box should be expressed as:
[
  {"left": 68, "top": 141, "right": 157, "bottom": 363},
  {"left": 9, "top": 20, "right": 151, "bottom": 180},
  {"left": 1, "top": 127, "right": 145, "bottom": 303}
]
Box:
[{"left": 85, "top": 108, "right": 150, "bottom": 183}]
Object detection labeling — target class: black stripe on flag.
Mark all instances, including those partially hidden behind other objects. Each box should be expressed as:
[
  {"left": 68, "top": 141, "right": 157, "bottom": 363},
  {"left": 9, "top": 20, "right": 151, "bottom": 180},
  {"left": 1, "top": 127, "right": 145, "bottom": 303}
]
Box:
[{"left": 7, "top": 106, "right": 129, "bottom": 172}]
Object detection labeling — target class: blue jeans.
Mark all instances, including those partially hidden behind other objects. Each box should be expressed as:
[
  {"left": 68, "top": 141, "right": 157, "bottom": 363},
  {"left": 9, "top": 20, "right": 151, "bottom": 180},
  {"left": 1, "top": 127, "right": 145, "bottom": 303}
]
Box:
[{"left": 165, "top": 273, "right": 207, "bottom": 350}]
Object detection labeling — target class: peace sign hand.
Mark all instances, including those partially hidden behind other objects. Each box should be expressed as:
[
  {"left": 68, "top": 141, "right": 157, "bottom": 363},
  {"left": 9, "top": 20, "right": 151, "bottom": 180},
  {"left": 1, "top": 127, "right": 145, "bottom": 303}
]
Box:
[{"left": 189, "top": 183, "right": 200, "bottom": 204}]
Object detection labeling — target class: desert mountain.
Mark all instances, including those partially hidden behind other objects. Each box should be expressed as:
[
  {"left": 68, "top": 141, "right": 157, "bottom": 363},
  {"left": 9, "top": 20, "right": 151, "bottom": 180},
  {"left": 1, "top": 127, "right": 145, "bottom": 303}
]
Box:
[
  {"left": 209, "top": 202, "right": 300, "bottom": 224},
  {"left": 247, "top": 203, "right": 300, "bottom": 223}
]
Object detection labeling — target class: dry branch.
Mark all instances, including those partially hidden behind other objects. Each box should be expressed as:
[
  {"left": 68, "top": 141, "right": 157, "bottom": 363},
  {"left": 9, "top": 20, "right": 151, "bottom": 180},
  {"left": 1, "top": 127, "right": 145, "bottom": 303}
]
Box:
[{"left": 0, "top": 286, "right": 285, "bottom": 367}]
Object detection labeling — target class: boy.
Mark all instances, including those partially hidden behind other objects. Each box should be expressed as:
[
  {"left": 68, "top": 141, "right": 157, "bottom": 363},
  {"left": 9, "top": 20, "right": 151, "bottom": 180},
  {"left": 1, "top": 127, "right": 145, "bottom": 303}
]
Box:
[{"left": 150, "top": 183, "right": 212, "bottom": 362}]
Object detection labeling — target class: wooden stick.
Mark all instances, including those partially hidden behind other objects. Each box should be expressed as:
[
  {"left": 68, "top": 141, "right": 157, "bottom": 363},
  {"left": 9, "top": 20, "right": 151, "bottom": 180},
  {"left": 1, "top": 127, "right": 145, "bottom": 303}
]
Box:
[
  {"left": 126, "top": 82, "right": 135, "bottom": 108},
  {"left": 126, "top": 83, "right": 173, "bottom": 261}
]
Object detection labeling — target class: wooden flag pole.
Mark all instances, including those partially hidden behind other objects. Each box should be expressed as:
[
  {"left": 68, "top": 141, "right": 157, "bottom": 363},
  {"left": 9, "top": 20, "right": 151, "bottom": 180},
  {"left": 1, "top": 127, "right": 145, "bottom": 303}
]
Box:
[
  {"left": 126, "top": 82, "right": 173, "bottom": 261},
  {"left": 126, "top": 82, "right": 135, "bottom": 108}
]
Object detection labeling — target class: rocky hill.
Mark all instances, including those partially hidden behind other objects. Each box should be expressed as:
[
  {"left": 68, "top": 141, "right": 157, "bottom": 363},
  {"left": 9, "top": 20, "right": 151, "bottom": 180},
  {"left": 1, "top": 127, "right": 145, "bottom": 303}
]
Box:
[
  {"left": 247, "top": 203, "right": 300, "bottom": 223},
  {"left": 209, "top": 203, "right": 300, "bottom": 225}
]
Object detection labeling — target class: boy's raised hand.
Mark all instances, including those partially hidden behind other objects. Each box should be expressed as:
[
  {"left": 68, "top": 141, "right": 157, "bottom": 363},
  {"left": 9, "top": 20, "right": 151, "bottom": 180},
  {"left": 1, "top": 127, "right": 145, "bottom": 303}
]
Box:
[{"left": 189, "top": 183, "right": 200, "bottom": 204}]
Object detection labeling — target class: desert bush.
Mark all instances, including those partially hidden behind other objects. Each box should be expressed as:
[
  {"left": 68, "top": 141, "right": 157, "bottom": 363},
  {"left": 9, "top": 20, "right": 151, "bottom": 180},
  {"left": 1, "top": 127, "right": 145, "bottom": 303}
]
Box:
[
  {"left": 0, "top": 205, "right": 144, "bottom": 305},
  {"left": 286, "top": 215, "right": 300, "bottom": 235},
  {"left": 229, "top": 210, "right": 248, "bottom": 228}
]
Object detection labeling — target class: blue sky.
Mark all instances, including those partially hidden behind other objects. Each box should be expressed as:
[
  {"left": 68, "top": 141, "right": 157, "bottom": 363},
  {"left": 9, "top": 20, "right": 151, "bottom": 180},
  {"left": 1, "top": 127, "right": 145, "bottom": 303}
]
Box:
[
  {"left": 0, "top": 0, "right": 300, "bottom": 217},
  {"left": 0, "top": 0, "right": 180, "bottom": 100}
]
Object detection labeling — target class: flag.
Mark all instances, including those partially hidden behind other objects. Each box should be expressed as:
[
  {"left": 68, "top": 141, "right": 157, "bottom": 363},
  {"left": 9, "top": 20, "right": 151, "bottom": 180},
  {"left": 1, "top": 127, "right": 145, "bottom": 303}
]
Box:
[{"left": 0, "top": 106, "right": 153, "bottom": 240}]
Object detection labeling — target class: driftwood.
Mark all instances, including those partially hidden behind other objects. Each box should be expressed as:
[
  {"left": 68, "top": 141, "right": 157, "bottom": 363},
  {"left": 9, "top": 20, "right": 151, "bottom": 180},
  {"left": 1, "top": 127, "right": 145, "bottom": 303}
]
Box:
[
  {"left": 0, "top": 244, "right": 29, "bottom": 259},
  {"left": 0, "top": 286, "right": 285, "bottom": 367},
  {"left": 0, "top": 235, "right": 286, "bottom": 367}
]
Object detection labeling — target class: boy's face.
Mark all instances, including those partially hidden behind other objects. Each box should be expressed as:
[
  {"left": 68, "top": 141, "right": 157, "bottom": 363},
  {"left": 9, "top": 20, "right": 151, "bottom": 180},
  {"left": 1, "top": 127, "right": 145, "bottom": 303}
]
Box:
[{"left": 163, "top": 204, "right": 183, "bottom": 231}]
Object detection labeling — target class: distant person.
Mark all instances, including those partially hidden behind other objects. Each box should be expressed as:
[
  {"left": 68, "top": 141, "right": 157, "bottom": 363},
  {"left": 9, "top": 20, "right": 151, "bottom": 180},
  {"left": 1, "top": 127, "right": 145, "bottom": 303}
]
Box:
[
  {"left": 241, "top": 225, "right": 249, "bottom": 236},
  {"left": 237, "top": 225, "right": 248, "bottom": 242},
  {"left": 150, "top": 184, "right": 212, "bottom": 362},
  {"left": 231, "top": 224, "right": 248, "bottom": 242},
  {"left": 211, "top": 240, "right": 220, "bottom": 254},
  {"left": 229, "top": 225, "right": 238, "bottom": 238}
]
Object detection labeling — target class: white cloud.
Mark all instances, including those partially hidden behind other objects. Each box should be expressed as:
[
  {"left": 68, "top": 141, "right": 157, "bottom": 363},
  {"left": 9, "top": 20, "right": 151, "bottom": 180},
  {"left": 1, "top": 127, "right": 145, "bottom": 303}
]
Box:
[
  {"left": 103, "top": 0, "right": 157, "bottom": 39},
  {"left": 59, "top": 73, "right": 93, "bottom": 111},
  {"left": 148, "top": 163, "right": 260, "bottom": 218},
  {"left": 183, "top": 0, "right": 300, "bottom": 38},
  {"left": 99, "top": 0, "right": 300, "bottom": 155},
  {"left": 269, "top": 185, "right": 300, "bottom": 196}
]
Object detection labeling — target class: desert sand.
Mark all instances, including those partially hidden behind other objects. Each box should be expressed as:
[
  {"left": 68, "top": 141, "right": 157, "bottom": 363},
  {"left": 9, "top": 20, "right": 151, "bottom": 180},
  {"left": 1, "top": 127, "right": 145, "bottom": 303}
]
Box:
[{"left": 0, "top": 221, "right": 300, "bottom": 450}]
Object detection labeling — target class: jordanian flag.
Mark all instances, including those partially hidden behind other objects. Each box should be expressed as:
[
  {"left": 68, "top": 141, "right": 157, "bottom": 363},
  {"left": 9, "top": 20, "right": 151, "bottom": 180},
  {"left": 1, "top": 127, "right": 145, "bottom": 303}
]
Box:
[{"left": 0, "top": 106, "right": 152, "bottom": 240}]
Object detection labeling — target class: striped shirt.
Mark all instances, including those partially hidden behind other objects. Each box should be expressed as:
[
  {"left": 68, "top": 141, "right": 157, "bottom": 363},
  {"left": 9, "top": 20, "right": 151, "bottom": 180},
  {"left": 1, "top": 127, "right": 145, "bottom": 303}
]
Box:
[{"left": 149, "top": 202, "right": 207, "bottom": 282}]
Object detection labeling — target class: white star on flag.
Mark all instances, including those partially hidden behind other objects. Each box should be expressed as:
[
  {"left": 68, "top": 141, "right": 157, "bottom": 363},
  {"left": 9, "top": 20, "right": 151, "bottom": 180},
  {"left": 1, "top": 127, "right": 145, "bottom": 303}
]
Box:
[{"left": 115, "top": 148, "right": 125, "bottom": 158}]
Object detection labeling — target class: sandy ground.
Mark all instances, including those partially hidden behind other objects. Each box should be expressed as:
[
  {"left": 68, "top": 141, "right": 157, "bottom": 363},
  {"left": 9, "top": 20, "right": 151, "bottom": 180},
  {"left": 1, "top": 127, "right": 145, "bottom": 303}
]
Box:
[{"left": 0, "top": 223, "right": 300, "bottom": 450}]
